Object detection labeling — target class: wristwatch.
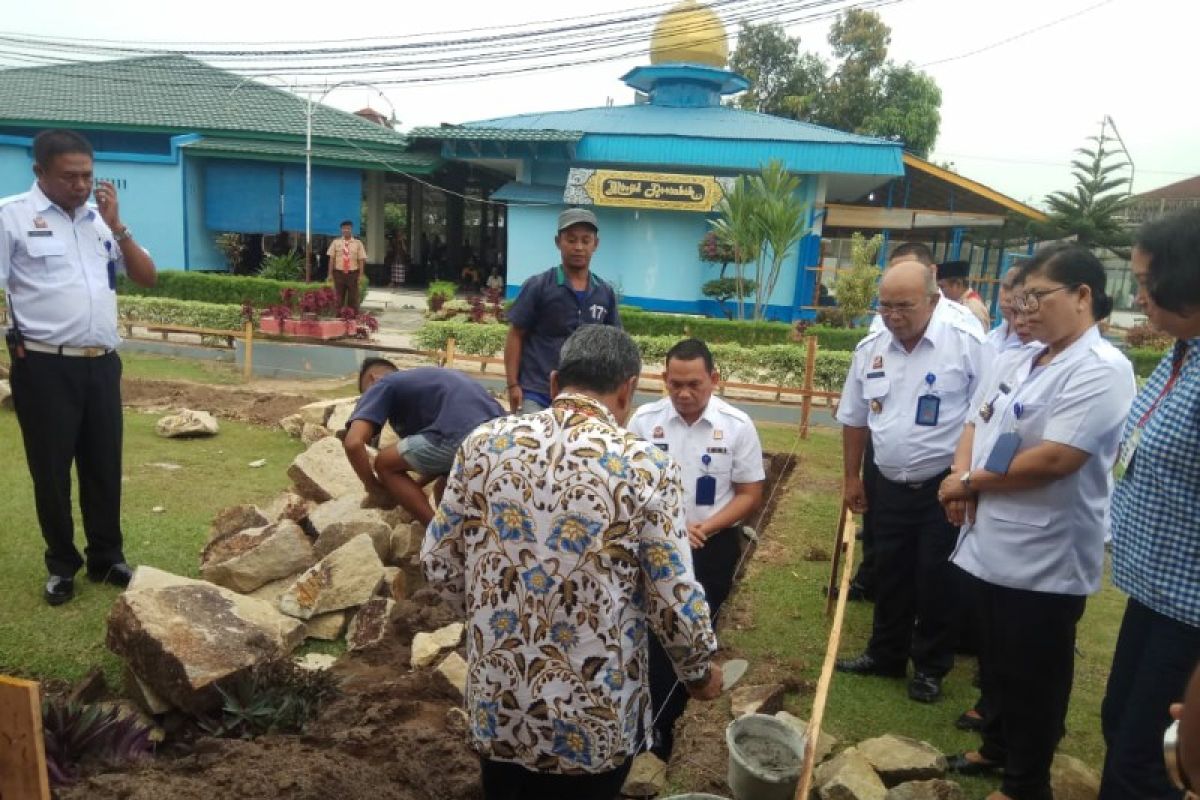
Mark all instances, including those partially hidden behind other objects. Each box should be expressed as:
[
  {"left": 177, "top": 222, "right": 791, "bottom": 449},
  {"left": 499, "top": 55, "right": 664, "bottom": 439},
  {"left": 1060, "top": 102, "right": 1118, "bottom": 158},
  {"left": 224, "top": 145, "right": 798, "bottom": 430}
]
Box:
[
  {"left": 112, "top": 226, "right": 132, "bottom": 242},
  {"left": 960, "top": 470, "right": 973, "bottom": 490}
]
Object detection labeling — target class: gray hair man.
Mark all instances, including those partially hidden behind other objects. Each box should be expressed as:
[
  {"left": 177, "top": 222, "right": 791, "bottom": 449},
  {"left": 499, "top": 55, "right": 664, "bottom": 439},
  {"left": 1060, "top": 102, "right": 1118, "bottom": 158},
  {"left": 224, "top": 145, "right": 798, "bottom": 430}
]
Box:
[
  {"left": 423, "top": 325, "right": 722, "bottom": 799},
  {"left": 835, "top": 261, "right": 985, "bottom": 705}
]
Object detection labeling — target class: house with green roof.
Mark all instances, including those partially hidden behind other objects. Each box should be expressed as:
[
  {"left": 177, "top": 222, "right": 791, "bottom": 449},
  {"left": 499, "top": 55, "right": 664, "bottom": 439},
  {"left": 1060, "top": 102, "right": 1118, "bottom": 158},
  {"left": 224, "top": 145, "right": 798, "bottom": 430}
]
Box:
[{"left": 0, "top": 54, "right": 438, "bottom": 271}]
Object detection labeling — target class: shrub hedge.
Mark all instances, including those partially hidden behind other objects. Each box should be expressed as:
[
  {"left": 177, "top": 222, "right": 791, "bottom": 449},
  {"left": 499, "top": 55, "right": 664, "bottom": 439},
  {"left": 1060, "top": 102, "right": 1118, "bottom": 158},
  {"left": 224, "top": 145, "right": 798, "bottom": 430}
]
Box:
[
  {"left": 1128, "top": 347, "right": 1168, "bottom": 379},
  {"left": 117, "top": 296, "right": 250, "bottom": 331},
  {"left": 117, "top": 271, "right": 367, "bottom": 307},
  {"left": 619, "top": 310, "right": 871, "bottom": 351},
  {"left": 413, "top": 321, "right": 852, "bottom": 391}
]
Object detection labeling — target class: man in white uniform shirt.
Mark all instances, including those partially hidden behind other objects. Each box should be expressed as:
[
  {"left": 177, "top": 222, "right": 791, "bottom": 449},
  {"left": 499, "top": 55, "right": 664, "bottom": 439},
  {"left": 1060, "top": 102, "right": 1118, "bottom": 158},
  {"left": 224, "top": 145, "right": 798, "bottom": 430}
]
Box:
[
  {"left": 836, "top": 261, "right": 985, "bottom": 703},
  {"left": 2, "top": 129, "right": 156, "bottom": 605},
  {"left": 628, "top": 338, "right": 765, "bottom": 760}
]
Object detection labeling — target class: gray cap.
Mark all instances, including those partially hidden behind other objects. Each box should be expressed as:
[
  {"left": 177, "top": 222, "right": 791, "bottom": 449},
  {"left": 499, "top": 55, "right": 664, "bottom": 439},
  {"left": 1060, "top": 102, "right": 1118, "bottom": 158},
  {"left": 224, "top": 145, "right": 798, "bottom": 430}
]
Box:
[{"left": 558, "top": 207, "right": 599, "bottom": 232}]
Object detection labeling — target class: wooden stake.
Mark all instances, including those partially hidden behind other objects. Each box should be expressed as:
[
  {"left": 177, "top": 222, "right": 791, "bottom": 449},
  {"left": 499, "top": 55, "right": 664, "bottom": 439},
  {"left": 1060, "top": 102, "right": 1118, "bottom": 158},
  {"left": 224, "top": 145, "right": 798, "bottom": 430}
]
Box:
[
  {"left": 444, "top": 337, "right": 457, "bottom": 368},
  {"left": 796, "top": 505, "right": 856, "bottom": 800},
  {"left": 242, "top": 320, "right": 254, "bottom": 383},
  {"left": 0, "top": 675, "right": 51, "bottom": 800},
  {"left": 799, "top": 335, "right": 818, "bottom": 440}
]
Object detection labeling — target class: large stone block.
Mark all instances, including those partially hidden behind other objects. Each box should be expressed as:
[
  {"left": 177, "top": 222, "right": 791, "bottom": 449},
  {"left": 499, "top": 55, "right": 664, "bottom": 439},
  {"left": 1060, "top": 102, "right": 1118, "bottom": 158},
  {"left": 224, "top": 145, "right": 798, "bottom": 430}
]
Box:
[
  {"left": 884, "top": 780, "right": 965, "bottom": 800},
  {"left": 731, "top": 683, "right": 787, "bottom": 718},
  {"left": 155, "top": 409, "right": 219, "bottom": 438},
  {"left": 305, "top": 610, "right": 349, "bottom": 641},
  {"left": 857, "top": 735, "right": 947, "bottom": 786},
  {"left": 297, "top": 398, "right": 349, "bottom": 427},
  {"left": 326, "top": 401, "right": 357, "bottom": 435},
  {"left": 621, "top": 752, "right": 667, "bottom": 798},
  {"left": 311, "top": 502, "right": 393, "bottom": 562},
  {"left": 278, "top": 534, "right": 385, "bottom": 620},
  {"left": 814, "top": 747, "right": 888, "bottom": 800},
  {"left": 1050, "top": 754, "right": 1100, "bottom": 800},
  {"left": 775, "top": 711, "right": 838, "bottom": 764},
  {"left": 279, "top": 413, "right": 305, "bottom": 438},
  {"left": 208, "top": 504, "right": 269, "bottom": 544},
  {"left": 288, "top": 436, "right": 364, "bottom": 502},
  {"left": 411, "top": 622, "right": 465, "bottom": 669},
  {"left": 262, "top": 491, "right": 314, "bottom": 524},
  {"left": 434, "top": 652, "right": 469, "bottom": 702},
  {"left": 346, "top": 597, "right": 395, "bottom": 651},
  {"left": 200, "top": 520, "right": 316, "bottom": 594},
  {"left": 301, "top": 423, "right": 331, "bottom": 445},
  {"left": 107, "top": 567, "right": 305, "bottom": 713}
]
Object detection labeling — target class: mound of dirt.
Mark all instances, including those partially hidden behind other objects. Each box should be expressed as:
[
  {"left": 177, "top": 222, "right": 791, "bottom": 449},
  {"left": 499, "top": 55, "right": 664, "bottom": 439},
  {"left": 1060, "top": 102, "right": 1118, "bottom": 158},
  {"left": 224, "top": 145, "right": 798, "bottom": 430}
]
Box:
[{"left": 122, "top": 378, "right": 322, "bottom": 427}]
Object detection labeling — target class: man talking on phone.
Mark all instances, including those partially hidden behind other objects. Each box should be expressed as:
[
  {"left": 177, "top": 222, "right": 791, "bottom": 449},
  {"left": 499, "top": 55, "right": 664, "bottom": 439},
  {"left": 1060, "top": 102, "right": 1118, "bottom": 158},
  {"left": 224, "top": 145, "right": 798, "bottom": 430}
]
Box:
[{"left": 1, "top": 129, "right": 156, "bottom": 606}]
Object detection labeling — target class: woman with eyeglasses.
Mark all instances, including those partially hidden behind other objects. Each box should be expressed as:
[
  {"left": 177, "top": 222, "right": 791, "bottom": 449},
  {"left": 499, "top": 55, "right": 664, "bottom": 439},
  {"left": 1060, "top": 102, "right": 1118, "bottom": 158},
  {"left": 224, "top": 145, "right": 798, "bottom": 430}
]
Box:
[
  {"left": 1100, "top": 208, "right": 1200, "bottom": 800},
  {"left": 937, "top": 243, "right": 1137, "bottom": 800}
]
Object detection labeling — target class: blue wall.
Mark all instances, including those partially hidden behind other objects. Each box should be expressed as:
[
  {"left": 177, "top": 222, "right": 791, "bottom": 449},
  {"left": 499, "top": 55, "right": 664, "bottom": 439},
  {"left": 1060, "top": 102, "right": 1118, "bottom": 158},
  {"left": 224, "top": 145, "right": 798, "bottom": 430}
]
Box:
[
  {"left": 184, "top": 155, "right": 226, "bottom": 270},
  {"left": 504, "top": 175, "right": 818, "bottom": 322}
]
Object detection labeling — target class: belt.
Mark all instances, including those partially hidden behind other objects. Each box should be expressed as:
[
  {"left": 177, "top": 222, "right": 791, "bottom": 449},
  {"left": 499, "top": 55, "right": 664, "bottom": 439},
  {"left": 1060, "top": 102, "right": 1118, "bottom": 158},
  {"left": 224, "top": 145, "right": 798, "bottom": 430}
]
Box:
[
  {"left": 879, "top": 470, "right": 949, "bottom": 491},
  {"left": 23, "top": 340, "right": 113, "bottom": 358}
]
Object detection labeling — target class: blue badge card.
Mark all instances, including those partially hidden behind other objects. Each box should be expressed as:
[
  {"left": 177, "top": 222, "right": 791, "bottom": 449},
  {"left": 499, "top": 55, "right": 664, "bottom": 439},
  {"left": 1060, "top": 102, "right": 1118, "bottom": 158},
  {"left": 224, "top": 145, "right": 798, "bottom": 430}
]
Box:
[
  {"left": 695, "top": 475, "right": 717, "bottom": 506},
  {"left": 984, "top": 432, "right": 1022, "bottom": 475},
  {"left": 915, "top": 394, "right": 940, "bottom": 426}
]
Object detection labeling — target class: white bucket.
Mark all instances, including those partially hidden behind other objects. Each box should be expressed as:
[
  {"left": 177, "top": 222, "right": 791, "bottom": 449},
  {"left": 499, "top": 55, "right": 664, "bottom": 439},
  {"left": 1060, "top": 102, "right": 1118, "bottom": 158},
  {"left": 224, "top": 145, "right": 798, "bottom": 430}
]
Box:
[{"left": 725, "top": 713, "right": 806, "bottom": 800}]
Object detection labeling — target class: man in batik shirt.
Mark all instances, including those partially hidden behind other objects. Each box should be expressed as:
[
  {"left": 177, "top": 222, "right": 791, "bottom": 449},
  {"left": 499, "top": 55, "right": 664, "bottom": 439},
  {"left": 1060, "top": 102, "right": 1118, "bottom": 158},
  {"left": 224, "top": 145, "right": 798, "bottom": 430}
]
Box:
[{"left": 423, "top": 325, "right": 722, "bottom": 800}]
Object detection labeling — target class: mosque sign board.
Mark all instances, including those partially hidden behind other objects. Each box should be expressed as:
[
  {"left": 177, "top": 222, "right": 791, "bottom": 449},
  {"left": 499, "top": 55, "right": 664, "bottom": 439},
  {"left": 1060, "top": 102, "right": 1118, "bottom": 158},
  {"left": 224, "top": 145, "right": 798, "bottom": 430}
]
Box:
[{"left": 565, "top": 168, "right": 734, "bottom": 212}]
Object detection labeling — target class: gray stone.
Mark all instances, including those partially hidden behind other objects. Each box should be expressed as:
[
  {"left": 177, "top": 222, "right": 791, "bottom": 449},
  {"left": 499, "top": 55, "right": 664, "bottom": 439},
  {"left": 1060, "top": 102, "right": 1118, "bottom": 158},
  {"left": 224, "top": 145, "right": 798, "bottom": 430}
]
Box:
[
  {"left": 731, "top": 683, "right": 787, "bottom": 718},
  {"left": 434, "top": 652, "right": 469, "bottom": 701},
  {"left": 411, "top": 622, "right": 465, "bottom": 669},
  {"left": 621, "top": 751, "right": 668, "bottom": 798},
  {"left": 884, "top": 780, "right": 965, "bottom": 800},
  {"left": 262, "top": 491, "right": 313, "bottom": 525},
  {"left": 325, "top": 401, "right": 357, "bottom": 435},
  {"left": 297, "top": 398, "right": 348, "bottom": 427},
  {"left": 305, "top": 610, "right": 349, "bottom": 641},
  {"left": 288, "top": 436, "right": 364, "bottom": 502},
  {"left": 346, "top": 597, "right": 395, "bottom": 651},
  {"left": 312, "top": 502, "right": 393, "bottom": 563},
  {"left": 775, "top": 711, "right": 838, "bottom": 764},
  {"left": 857, "top": 735, "right": 947, "bottom": 786},
  {"left": 814, "top": 747, "right": 888, "bottom": 800},
  {"left": 200, "top": 520, "right": 316, "bottom": 593},
  {"left": 295, "top": 653, "right": 338, "bottom": 672},
  {"left": 301, "top": 423, "right": 331, "bottom": 445},
  {"left": 208, "top": 504, "right": 269, "bottom": 544},
  {"left": 1051, "top": 754, "right": 1100, "bottom": 800},
  {"left": 155, "top": 409, "right": 219, "bottom": 438},
  {"left": 278, "top": 534, "right": 385, "bottom": 620},
  {"left": 279, "top": 413, "right": 306, "bottom": 438},
  {"left": 108, "top": 567, "right": 305, "bottom": 713}
]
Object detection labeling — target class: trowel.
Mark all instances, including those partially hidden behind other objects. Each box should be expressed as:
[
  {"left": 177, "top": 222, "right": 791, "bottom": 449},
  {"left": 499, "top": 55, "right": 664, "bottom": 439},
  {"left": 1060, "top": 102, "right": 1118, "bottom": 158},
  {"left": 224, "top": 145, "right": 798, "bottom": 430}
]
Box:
[{"left": 721, "top": 658, "right": 749, "bottom": 692}]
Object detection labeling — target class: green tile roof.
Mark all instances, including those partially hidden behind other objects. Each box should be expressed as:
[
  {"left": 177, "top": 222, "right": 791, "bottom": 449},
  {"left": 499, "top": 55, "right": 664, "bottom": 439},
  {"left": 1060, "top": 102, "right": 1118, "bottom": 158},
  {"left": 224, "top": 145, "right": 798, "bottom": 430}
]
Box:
[
  {"left": 182, "top": 136, "right": 439, "bottom": 173},
  {"left": 408, "top": 126, "right": 584, "bottom": 143},
  {"left": 0, "top": 55, "right": 409, "bottom": 148}
]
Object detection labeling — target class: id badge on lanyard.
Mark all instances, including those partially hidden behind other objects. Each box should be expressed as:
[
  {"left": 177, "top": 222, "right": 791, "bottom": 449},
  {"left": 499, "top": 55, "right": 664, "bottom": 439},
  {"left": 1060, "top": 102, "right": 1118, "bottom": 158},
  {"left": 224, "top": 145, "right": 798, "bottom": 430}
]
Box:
[
  {"left": 915, "top": 373, "right": 940, "bottom": 426},
  {"left": 984, "top": 403, "right": 1026, "bottom": 475},
  {"left": 696, "top": 454, "right": 716, "bottom": 506}
]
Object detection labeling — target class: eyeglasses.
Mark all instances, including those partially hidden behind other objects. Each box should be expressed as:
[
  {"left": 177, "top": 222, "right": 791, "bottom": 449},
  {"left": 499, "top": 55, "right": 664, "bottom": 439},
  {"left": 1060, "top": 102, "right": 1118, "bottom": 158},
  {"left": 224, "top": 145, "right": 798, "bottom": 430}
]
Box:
[
  {"left": 1014, "top": 284, "right": 1078, "bottom": 313},
  {"left": 878, "top": 301, "right": 919, "bottom": 315}
]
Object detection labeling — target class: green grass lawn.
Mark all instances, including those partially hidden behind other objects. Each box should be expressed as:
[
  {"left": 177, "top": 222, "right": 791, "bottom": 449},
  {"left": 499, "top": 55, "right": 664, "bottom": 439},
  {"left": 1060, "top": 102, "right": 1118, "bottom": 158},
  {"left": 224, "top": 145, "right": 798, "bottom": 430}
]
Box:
[
  {"left": 709, "top": 422, "right": 1121, "bottom": 794},
  {"left": 0, "top": 408, "right": 304, "bottom": 686}
]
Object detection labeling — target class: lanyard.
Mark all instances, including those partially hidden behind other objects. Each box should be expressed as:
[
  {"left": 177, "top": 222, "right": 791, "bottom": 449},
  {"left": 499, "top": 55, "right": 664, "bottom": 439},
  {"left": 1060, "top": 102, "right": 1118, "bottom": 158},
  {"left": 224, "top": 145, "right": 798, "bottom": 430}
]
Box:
[{"left": 1137, "top": 341, "right": 1189, "bottom": 428}]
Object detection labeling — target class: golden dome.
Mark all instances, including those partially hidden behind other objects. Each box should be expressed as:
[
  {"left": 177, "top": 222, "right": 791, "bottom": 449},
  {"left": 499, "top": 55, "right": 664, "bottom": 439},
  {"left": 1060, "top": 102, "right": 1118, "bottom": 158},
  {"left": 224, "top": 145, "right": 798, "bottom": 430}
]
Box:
[{"left": 650, "top": 0, "right": 729, "bottom": 69}]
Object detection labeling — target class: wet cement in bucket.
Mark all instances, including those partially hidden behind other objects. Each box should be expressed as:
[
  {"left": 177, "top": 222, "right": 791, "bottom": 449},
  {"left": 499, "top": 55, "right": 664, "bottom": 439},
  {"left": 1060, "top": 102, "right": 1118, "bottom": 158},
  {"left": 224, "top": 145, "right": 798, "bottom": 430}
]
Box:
[{"left": 732, "top": 731, "right": 801, "bottom": 777}]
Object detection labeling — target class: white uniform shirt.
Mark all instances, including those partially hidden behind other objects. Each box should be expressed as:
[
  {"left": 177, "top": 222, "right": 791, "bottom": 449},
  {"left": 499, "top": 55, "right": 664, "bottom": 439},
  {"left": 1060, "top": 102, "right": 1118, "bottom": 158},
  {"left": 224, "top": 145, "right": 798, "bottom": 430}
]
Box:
[
  {"left": 838, "top": 315, "right": 985, "bottom": 483},
  {"left": 628, "top": 395, "right": 766, "bottom": 526},
  {"left": 950, "top": 326, "right": 1136, "bottom": 595},
  {"left": 0, "top": 182, "right": 126, "bottom": 349},
  {"left": 869, "top": 292, "right": 985, "bottom": 336},
  {"left": 981, "top": 321, "right": 1034, "bottom": 384}
]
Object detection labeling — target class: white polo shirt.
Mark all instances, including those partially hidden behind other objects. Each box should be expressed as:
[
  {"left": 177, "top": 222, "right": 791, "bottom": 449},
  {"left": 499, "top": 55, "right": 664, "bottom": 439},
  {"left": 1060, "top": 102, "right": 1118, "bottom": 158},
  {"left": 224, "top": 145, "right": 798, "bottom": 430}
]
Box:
[
  {"left": 0, "top": 182, "right": 126, "bottom": 349},
  {"left": 628, "top": 394, "right": 765, "bottom": 526},
  {"left": 951, "top": 326, "right": 1136, "bottom": 595},
  {"left": 838, "top": 315, "right": 985, "bottom": 483},
  {"left": 869, "top": 292, "right": 985, "bottom": 336}
]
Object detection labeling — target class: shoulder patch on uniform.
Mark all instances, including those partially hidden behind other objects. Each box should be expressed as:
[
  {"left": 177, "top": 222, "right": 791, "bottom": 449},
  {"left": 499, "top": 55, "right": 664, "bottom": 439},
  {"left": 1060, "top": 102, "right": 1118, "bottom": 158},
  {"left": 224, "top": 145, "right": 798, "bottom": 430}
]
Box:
[
  {"left": 0, "top": 191, "right": 31, "bottom": 209},
  {"left": 854, "top": 329, "right": 886, "bottom": 351},
  {"left": 950, "top": 316, "right": 987, "bottom": 343}
]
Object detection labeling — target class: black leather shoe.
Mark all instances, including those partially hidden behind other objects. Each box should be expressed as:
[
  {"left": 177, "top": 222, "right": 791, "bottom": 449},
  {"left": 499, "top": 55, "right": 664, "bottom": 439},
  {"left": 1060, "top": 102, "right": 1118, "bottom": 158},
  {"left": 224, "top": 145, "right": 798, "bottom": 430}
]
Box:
[
  {"left": 955, "top": 708, "right": 984, "bottom": 731},
  {"left": 835, "top": 653, "right": 906, "bottom": 677},
  {"left": 88, "top": 562, "right": 134, "bottom": 587},
  {"left": 44, "top": 576, "right": 75, "bottom": 606},
  {"left": 946, "top": 752, "right": 1003, "bottom": 776},
  {"left": 908, "top": 672, "right": 942, "bottom": 703}
]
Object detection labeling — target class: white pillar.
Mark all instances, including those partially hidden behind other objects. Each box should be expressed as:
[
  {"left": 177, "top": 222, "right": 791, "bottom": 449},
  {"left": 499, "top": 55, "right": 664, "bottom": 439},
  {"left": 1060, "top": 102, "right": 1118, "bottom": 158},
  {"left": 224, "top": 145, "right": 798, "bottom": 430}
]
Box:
[{"left": 366, "top": 170, "right": 386, "bottom": 264}]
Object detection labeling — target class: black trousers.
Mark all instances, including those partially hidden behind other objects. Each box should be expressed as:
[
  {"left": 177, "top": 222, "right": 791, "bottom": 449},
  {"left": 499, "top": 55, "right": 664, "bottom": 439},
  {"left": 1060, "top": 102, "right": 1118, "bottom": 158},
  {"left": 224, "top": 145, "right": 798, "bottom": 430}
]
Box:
[
  {"left": 970, "top": 571, "right": 1086, "bottom": 800},
  {"left": 851, "top": 439, "right": 879, "bottom": 593},
  {"left": 1099, "top": 597, "right": 1200, "bottom": 800},
  {"left": 866, "top": 472, "right": 958, "bottom": 676},
  {"left": 480, "top": 757, "right": 632, "bottom": 800},
  {"left": 647, "top": 525, "right": 742, "bottom": 758},
  {"left": 9, "top": 349, "right": 125, "bottom": 578}
]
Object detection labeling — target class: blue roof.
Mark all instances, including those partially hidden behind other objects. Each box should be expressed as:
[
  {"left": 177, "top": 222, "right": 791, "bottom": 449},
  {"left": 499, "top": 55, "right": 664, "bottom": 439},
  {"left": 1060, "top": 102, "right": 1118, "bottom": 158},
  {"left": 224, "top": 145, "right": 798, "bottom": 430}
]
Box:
[
  {"left": 467, "top": 103, "right": 892, "bottom": 147},
  {"left": 464, "top": 103, "right": 903, "bottom": 177}
]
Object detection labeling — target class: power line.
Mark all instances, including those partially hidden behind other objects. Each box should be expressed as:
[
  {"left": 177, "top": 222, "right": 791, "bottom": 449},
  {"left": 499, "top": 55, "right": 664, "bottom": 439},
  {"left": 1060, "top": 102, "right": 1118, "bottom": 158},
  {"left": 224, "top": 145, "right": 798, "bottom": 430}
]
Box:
[{"left": 917, "top": 0, "right": 1118, "bottom": 69}]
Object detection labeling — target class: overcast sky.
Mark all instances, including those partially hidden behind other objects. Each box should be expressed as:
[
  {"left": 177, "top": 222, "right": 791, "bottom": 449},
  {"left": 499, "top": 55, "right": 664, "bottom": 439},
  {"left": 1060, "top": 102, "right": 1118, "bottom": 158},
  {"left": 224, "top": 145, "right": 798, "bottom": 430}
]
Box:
[{"left": 8, "top": 0, "right": 1196, "bottom": 205}]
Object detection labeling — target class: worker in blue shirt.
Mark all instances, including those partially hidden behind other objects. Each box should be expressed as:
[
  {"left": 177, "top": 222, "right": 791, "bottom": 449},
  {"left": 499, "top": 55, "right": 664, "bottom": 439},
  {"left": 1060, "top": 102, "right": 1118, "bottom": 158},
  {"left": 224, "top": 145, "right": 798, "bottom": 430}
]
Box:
[
  {"left": 504, "top": 208, "right": 621, "bottom": 413},
  {"left": 2, "top": 129, "right": 157, "bottom": 606}
]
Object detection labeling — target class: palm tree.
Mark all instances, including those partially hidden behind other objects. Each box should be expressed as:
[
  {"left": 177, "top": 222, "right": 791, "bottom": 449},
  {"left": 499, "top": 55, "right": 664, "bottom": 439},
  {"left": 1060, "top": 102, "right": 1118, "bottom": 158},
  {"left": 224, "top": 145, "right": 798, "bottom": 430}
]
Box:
[{"left": 1039, "top": 125, "right": 1132, "bottom": 257}]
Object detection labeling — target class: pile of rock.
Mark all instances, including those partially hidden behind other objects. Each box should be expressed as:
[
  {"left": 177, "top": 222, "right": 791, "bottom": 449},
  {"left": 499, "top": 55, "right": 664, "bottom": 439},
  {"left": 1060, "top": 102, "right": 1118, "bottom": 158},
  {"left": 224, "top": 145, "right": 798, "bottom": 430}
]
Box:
[
  {"left": 107, "top": 431, "right": 429, "bottom": 714},
  {"left": 278, "top": 398, "right": 400, "bottom": 450}
]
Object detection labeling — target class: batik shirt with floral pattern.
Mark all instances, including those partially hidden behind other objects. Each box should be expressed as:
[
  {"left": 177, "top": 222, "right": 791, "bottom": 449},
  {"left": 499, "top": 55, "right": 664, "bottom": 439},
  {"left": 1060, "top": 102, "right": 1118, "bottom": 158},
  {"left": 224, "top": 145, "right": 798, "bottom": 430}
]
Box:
[{"left": 422, "top": 393, "right": 717, "bottom": 774}]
